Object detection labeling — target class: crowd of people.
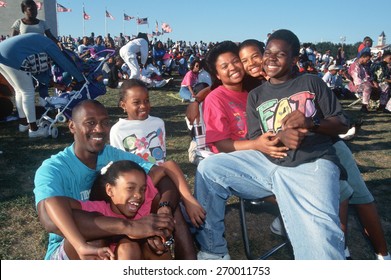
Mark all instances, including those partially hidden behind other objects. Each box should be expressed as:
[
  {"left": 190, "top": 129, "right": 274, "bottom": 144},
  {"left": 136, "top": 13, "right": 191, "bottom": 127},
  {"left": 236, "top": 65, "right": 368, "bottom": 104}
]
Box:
[{"left": 1, "top": 1, "right": 391, "bottom": 261}]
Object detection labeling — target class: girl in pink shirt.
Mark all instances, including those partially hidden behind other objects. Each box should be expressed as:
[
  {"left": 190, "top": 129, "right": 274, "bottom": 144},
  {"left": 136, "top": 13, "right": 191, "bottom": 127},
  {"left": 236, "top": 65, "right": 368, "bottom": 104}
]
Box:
[{"left": 45, "top": 160, "right": 174, "bottom": 260}]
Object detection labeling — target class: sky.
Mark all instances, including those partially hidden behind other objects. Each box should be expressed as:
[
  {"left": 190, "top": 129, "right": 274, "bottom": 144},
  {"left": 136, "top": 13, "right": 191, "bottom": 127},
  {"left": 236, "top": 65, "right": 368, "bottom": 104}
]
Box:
[{"left": 55, "top": 0, "right": 391, "bottom": 45}]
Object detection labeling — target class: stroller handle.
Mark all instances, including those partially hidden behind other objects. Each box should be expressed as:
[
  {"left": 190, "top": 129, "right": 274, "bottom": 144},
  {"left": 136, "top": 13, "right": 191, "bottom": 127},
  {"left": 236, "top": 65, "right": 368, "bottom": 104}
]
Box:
[{"left": 90, "top": 48, "right": 116, "bottom": 59}]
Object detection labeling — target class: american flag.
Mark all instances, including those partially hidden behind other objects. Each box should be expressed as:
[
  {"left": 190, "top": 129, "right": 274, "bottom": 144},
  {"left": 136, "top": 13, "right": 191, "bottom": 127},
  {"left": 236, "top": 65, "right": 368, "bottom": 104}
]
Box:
[
  {"left": 56, "top": 3, "right": 71, "bottom": 12},
  {"left": 123, "top": 13, "right": 134, "bottom": 21},
  {"left": 0, "top": 1, "right": 7, "bottom": 8},
  {"left": 137, "top": 17, "right": 148, "bottom": 25},
  {"left": 106, "top": 10, "right": 114, "bottom": 20},
  {"left": 83, "top": 8, "right": 90, "bottom": 20},
  {"left": 34, "top": 1, "right": 42, "bottom": 10},
  {"left": 161, "top": 22, "right": 172, "bottom": 33}
]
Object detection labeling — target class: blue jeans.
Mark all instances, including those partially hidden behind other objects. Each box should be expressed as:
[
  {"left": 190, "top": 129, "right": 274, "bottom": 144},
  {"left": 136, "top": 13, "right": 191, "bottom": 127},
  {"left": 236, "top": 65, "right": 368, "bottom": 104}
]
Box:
[
  {"left": 334, "top": 141, "right": 373, "bottom": 204},
  {"left": 194, "top": 150, "right": 345, "bottom": 260},
  {"left": 179, "top": 86, "right": 193, "bottom": 101}
]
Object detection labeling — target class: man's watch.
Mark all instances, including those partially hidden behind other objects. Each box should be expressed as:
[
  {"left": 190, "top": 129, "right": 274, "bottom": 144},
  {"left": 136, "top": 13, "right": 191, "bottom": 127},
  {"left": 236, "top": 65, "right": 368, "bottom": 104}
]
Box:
[
  {"left": 311, "top": 116, "right": 320, "bottom": 131},
  {"left": 158, "top": 201, "right": 172, "bottom": 211}
]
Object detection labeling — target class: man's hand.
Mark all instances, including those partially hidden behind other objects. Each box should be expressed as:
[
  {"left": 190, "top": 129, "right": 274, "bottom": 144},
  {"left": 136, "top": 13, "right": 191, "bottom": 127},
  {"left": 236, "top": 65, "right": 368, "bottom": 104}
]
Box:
[
  {"left": 276, "top": 128, "right": 308, "bottom": 149},
  {"left": 126, "top": 213, "right": 174, "bottom": 241},
  {"left": 281, "top": 110, "right": 312, "bottom": 130}
]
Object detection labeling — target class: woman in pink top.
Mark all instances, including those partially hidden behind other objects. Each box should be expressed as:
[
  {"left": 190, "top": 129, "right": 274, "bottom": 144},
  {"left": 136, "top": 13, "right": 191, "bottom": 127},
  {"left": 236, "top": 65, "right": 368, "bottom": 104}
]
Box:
[{"left": 179, "top": 58, "right": 201, "bottom": 101}]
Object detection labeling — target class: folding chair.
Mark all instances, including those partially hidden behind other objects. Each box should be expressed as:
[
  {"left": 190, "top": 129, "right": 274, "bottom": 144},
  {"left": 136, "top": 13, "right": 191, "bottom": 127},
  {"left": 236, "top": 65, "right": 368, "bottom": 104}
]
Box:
[
  {"left": 239, "top": 198, "right": 288, "bottom": 259},
  {"left": 347, "top": 92, "right": 363, "bottom": 108},
  {"left": 188, "top": 102, "right": 289, "bottom": 259}
]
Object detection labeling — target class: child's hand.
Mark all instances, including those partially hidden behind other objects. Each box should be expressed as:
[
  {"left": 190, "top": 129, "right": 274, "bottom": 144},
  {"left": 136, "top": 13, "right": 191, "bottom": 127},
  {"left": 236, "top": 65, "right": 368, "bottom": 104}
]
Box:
[
  {"left": 253, "top": 132, "right": 289, "bottom": 158},
  {"left": 76, "top": 243, "right": 115, "bottom": 260},
  {"left": 182, "top": 196, "right": 206, "bottom": 228}
]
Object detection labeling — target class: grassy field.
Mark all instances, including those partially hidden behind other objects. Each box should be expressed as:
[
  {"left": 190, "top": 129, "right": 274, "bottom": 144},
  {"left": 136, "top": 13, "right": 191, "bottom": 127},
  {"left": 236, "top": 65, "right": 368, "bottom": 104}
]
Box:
[{"left": 0, "top": 77, "right": 390, "bottom": 260}]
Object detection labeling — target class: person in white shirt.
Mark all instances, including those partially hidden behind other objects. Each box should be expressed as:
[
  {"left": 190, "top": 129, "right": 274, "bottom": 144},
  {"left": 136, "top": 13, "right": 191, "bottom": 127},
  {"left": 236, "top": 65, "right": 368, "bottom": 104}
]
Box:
[{"left": 119, "top": 33, "right": 149, "bottom": 80}]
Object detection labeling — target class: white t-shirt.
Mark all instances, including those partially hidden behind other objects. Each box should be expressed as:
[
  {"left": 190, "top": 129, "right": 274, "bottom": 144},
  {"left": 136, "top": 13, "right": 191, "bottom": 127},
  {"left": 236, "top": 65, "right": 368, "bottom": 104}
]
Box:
[
  {"left": 11, "top": 19, "right": 48, "bottom": 35},
  {"left": 110, "top": 116, "right": 166, "bottom": 165}
]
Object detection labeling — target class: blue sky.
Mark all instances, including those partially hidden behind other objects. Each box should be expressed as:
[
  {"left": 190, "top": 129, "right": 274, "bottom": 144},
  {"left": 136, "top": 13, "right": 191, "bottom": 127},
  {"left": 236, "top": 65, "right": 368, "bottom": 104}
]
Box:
[{"left": 55, "top": 0, "right": 390, "bottom": 45}]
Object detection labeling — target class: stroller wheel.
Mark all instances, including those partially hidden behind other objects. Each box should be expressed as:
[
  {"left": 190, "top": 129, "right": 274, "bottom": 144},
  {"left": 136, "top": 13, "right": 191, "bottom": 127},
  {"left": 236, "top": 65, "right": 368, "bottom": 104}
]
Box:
[
  {"left": 40, "top": 120, "right": 51, "bottom": 129},
  {"left": 50, "top": 126, "right": 59, "bottom": 139},
  {"left": 57, "top": 113, "right": 67, "bottom": 123}
]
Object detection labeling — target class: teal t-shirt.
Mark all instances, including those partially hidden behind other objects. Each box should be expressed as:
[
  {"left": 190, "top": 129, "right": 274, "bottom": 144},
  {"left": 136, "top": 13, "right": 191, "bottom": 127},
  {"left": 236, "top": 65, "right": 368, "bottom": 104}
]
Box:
[{"left": 33, "top": 144, "right": 154, "bottom": 259}]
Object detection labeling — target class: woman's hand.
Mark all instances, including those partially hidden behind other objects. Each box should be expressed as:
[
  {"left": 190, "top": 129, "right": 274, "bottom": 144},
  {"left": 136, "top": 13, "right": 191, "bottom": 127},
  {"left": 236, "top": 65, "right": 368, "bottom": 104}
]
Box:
[{"left": 253, "top": 132, "right": 289, "bottom": 158}]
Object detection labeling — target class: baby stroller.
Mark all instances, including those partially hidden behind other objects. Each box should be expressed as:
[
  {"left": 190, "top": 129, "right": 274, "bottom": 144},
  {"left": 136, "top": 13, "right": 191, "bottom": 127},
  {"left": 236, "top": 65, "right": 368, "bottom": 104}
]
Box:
[{"left": 38, "top": 48, "right": 116, "bottom": 138}]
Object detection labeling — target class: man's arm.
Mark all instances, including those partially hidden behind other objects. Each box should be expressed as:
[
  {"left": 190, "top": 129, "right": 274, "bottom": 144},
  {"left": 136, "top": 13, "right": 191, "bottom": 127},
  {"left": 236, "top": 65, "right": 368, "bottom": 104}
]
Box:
[
  {"left": 44, "top": 197, "right": 115, "bottom": 260},
  {"left": 37, "top": 199, "right": 175, "bottom": 242}
]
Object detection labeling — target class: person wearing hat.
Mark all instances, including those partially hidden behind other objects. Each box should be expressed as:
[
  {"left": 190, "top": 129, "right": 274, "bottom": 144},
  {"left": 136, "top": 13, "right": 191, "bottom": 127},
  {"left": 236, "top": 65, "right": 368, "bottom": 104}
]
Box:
[{"left": 322, "top": 64, "right": 340, "bottom": 89}]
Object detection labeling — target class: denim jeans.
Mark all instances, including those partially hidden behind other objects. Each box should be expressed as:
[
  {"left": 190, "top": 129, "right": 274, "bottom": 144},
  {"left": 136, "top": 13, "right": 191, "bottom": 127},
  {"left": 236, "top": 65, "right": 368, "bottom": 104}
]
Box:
[
  {"left": 194, "top": 150, "right": 345, "bottom": 260},
  {"left": 334, "top": 141, "right": 373, "bottom": 204},
  {"left": 179, "top": 86, "right": 193, "bottom": 101}
]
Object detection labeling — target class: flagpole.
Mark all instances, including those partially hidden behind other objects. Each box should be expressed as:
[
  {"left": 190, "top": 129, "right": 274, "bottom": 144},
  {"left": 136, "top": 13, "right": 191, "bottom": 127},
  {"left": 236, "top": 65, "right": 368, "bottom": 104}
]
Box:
[
  {"left": 123, "top": 11, "right": 125, "bottom": 35},
  {"left": 82, "top": 3, "right": 85, "bottom": 36},
  {"left": 105, "top": 7, "right": 107, "bottom": 37},
  {"left": 137, "top": 14, "right": 139, "bottom": 34}
]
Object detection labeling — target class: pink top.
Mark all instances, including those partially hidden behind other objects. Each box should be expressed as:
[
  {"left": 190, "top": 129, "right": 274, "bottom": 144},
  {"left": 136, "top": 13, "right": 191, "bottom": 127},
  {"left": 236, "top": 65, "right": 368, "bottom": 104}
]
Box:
[
  {"left": 80, "top": 175, "right": 158, "bottom": 220},
  {"left": 181, "top": 70, "right": 198, "bottom": 87},
  {"left": 203, "top": 85, "right": 248, "bottom": 153}
]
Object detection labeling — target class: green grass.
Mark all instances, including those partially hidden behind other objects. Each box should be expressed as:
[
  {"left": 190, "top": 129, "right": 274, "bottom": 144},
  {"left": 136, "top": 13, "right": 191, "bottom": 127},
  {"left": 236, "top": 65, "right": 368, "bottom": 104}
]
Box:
[{"left": 0, "top": 78, "right": 390, "bottom": 260}]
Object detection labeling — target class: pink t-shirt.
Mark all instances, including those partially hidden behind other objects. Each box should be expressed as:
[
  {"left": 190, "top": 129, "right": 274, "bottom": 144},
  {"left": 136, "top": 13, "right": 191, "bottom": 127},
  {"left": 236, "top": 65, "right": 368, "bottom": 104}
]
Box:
[
  {"left": 80, "top": 175, "right": 158, "bottom": 220},
  {"left": 181, "top": 70, "right": 198, "bottom": 87},
  {"left": 203, "top": 85, "right": 248, "bottom": 153}
]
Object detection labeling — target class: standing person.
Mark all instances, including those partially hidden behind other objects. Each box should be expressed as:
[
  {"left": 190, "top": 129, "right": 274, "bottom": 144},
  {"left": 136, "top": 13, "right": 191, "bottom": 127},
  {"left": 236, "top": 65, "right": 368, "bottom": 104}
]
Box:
[
  {"left": 195, "top": 30, "right": 349, "bottom": 260},
  {"left": 335, "top": 47, "right": 345, "bottom": 67},
  {"left": 11, "top": 0, "right": 63, "bottom": 101},
  {"left": 0, "top": 33, "right": 84, "bottom": 138},
  {"left": 179, "top": 58, "right": 201, "bottom": 102},
  {"left": 119, "top": 32, "right": 149, "bottom": 80},
  {"left": 358, "top": 36, "right": 373, "bottom": 54},
  {"left": 11, "top": 0, "right": 61, "bottom": 48},
  {"left": 110, "top": 79, "right": 206, "bottom": 227},
  {"left": 34, "top": 99, "right": 197, "bottom": 260},
  {"left": 45, "top": 160, "right": 173, "bottom": 260}
]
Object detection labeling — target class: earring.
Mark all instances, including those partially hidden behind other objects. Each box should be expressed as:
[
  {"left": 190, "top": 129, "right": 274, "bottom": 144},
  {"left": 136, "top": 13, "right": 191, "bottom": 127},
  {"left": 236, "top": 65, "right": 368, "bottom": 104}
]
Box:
[{"left": 123, "top": 109, "right": 126, "bottom": 113}]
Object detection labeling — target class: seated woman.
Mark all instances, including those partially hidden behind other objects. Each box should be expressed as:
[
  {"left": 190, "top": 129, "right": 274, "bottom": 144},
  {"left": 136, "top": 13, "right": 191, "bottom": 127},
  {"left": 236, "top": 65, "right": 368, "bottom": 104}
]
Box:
[
  {"left": 179, "top": 58, "right": 201, "bottom": 102},
  {"left": 152, "top": 41, "right": 167, "bottom": 74}
]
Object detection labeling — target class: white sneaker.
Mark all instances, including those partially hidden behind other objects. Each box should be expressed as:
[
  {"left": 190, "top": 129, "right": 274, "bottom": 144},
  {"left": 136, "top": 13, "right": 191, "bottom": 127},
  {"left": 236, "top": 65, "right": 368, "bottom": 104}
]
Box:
[
  {"left": 28, "top": 127, "right": 48, "bottom": 138},
  {"left": 270, "top": 216, "right": 286, "bottom": 236},
  {"left": 376, "top": 252, "right": 391, "bottom": 260},
  {"left": 197, "top": 251, "right": 231, "bottom": 260},
  {"left": 339, "top": 126, "right": 356, "bottom": 141},
  {"left": 19, "top": 124, "right": 29, "bottom": 132}
]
